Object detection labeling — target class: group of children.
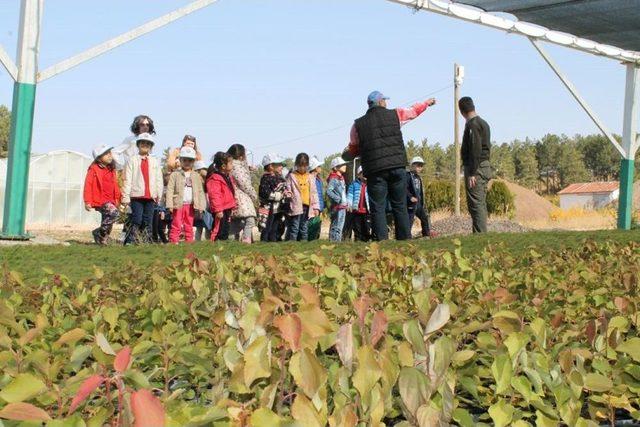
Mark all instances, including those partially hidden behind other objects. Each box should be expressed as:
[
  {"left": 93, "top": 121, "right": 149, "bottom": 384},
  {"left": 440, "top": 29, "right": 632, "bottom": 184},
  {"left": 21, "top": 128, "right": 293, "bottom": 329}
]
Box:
[
  {"left": 83, "top": 132, "right": 433, "bottom": 245},
  {"left": 84, "top": 133, "right": 238, "bottom": 245},
  {"left": 256, "top": 153, "right": 373, "bottom": 243}
]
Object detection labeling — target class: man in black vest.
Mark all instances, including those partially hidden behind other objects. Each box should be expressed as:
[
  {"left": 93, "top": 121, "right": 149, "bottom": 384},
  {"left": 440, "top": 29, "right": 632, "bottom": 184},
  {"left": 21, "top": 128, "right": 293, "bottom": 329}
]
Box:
[{"left": 343, "top": 91, "right": 436, "bottom": 240}]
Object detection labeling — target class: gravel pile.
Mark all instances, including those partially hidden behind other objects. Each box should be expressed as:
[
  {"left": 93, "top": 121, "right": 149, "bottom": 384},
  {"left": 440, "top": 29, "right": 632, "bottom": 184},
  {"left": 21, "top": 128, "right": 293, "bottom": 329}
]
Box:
[{"left": 431, "top": 216, "right": 531, "bottom": 237}]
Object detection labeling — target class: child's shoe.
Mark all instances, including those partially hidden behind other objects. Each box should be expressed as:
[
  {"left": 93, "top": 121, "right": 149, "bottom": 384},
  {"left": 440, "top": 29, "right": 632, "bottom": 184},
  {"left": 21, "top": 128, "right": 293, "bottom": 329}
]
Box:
[{"left": 92, "top": 229, "right": 103, "bottom": 245}]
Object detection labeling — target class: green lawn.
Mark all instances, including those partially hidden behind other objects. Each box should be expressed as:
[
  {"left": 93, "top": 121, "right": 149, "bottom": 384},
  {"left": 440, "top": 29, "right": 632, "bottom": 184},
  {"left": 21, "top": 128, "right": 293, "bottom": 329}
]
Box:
[{"left": 1, "top": 229, "right": 639, "bottom": 284}]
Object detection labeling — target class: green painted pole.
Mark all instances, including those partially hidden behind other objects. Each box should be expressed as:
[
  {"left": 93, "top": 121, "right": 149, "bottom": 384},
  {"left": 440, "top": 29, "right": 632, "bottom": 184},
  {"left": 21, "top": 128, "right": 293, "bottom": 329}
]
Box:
[
  {"left": 1, "top": 82, "right": 36, "bottom": 239},
  {"left": 617, "top": 159, "right": 635, "bottom": 230},
  {"left": 618, "top": 65, "right": 639, "bottom": 230},
  {"left": 0, "top": 0, "right": 41, "bottom": 239}
]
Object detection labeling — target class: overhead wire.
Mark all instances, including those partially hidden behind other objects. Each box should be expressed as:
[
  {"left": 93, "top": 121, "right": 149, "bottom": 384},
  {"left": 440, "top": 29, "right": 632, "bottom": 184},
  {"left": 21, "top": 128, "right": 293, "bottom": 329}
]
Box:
[{"left": 253, "top": 83, "right": 454, "bottom": 151}]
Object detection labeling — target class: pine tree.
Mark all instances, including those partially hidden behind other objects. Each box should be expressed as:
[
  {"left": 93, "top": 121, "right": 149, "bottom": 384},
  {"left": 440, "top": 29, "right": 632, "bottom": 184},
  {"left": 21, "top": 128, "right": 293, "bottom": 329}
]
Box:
[
  {"left": 491, "top": 143, "right": 515, "bottom": 180},
  {"left": 512, "top": 140, "right": 539, "bottom": 188}
]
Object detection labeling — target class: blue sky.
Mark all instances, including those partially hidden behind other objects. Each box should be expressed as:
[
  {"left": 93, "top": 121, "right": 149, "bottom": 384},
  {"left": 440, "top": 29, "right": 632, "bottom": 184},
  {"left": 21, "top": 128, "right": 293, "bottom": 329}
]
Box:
[{"left": 0, "top": 0, "right": 627, "bottom": 164}]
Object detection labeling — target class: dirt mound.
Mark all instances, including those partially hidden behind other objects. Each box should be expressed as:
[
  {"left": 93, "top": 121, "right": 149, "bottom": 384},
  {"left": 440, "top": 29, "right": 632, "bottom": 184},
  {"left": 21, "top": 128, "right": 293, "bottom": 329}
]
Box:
[
  {"left": 431, "top": 215, "right": 530, "bottom": 236},
  {"left": 491, "top": 179, "right": 556, "bottom": 223}
]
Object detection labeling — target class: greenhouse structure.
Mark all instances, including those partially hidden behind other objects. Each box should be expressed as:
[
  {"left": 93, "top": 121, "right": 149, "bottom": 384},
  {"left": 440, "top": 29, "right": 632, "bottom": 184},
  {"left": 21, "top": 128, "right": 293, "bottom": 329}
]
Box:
[{"left": 0, "top": 150, "right": 99, "bottom": 228}]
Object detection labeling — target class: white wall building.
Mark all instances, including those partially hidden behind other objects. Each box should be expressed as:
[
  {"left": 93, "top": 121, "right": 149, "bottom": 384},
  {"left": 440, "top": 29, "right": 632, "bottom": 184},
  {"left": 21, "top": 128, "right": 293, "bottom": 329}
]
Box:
[
  {"left": 558, "top": 182, "right": 620, "bottom": 210},
  {"left": 0, "top": 150, "right": 100, "bottom": 227}
]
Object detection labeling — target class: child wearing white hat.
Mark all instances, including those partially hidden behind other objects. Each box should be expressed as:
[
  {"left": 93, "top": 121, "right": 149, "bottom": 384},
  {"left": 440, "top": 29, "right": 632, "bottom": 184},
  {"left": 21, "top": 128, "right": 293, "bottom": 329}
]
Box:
[
  {"left": 121, "top": 133, "right": 164, "bottom": 244},
  {"left": 326, "top": 157, "right": 349, "bottom": 241},
  {"left": 165, "top": 147, "right": 206, "bottom": 243},
  {"left": 407, "top": 156, "right": 435, "bottom": 238},
  {"left": 83, "top": 144, "right": 121, "bottom": 244}
]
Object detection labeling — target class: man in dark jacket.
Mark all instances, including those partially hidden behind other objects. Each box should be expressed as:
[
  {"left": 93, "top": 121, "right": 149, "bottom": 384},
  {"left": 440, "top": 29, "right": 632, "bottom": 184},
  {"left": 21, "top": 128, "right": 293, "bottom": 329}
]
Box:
[
  {"left": 344, "top": 91, "right": 436, "bottom": 240},
  {"left": 459, "top": 96, "right": 491, "bottom": 233},
  {"left": 406, "top": 156, "right": 434, "bottom": 238}
]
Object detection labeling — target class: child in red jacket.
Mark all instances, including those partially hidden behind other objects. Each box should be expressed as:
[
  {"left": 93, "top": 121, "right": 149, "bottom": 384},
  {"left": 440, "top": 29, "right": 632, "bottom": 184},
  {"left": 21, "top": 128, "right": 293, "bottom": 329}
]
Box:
[
  {"left": 83, "top": 144, "right": 121, "bottom": 245},
  {"left": 206, "top": 152, "right": 237, "bottom": 241}
]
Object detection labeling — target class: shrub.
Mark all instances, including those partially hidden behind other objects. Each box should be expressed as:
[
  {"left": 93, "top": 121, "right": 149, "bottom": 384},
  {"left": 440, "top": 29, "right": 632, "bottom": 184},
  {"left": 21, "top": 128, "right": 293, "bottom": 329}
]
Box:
[
  {"left": 424, "top": 179, "right": 467, "bottom": 212},
  {"left": 487, "top": 180, "right": 515, "bottom": 217},
  {"left": 0, "top": 241, "right": 639, "bottom": 425}
]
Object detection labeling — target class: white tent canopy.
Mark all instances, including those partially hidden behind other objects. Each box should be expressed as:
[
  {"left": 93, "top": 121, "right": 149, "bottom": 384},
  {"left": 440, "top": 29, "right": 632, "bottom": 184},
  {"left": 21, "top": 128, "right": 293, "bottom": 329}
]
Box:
[{"left": 0, "top": 151, "right": 99, "bottom": 227}]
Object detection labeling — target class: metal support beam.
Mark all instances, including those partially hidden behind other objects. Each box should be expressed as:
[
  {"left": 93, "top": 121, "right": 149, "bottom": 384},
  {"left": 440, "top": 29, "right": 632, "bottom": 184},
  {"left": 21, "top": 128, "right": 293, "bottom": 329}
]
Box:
[
  {"left": 37, "top": 0, "right": 219, "bottom": 82},
  {"left": 530, "top": 38, "right": 625, "bottom": 157},
  {"left": 617, "top": 64, "right": 639, "bottom": 230},
  {"left": 0, "top": 43, "right": 18, "bottom": 81},
  {"left": 1, "top": 0, "right": 42, "bottom": 239}
]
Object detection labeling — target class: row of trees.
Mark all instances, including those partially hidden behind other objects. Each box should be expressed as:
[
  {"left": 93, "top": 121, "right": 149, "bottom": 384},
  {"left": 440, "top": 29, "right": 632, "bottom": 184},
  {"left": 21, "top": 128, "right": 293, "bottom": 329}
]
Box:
[{"left": 405, "top": 133, "right": 637, "bottom": 193}]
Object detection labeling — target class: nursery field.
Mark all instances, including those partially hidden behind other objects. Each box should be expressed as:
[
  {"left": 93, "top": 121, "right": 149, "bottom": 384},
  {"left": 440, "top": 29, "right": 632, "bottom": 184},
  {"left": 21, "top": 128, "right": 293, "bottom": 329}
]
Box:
[{"left": 0, "top": 230, "right": 639, "bottom": 426}]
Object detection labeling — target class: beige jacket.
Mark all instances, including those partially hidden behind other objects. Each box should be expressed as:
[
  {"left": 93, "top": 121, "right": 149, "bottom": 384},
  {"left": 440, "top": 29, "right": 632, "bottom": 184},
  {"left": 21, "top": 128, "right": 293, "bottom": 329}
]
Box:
[
  {"left": 122, "top": 154, "right": 164, "bottom": 203},
  {"left": 165, "top": 170, "right": 206, "bottom": 211}
]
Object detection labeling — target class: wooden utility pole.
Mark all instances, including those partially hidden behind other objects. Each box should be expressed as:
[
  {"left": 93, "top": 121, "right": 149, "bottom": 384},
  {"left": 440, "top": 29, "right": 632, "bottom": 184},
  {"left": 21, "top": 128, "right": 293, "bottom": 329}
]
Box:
[{"left": 453, "top": 64, "right": 464, "bottom": 216}]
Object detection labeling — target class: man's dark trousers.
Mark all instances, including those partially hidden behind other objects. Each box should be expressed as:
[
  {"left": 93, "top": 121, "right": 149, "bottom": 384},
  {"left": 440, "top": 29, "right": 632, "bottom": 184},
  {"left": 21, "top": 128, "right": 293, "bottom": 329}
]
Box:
[
  {"left": 464, "top": 161, "right": 491, "bottom": 233},
  {"left": 367, "top": 167, "right": 411, "bottom": 241}
]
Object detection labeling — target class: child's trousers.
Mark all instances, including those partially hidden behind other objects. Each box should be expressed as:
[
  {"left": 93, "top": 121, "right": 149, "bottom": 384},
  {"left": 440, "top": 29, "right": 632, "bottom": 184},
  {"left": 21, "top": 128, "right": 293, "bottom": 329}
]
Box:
[
  {"left": 95, "top": 202, "right": 119, "bottom": 243},
  {"left": 211, "top": 210, "right": 232, "bottom": 241},
  {"left": 329, "top": 208, "right": 346, "bottom": 242},
  {"left": 170, "top": 204, "right": 195, "bottom": 243},
  {"left": 125, "top": 199, "right": 155, "bottom": 244},
  {"left": 260, "top": 212, "right": 283, "bottom": 242},
  {"left": 288, "top": 205, "right": 310, "bottom": 241},
  {"left": 230, "top": 216, "right": 255, "bottom": 243},
  {"left": 352, "top": 213, "right": 371, "bottom": 242}
]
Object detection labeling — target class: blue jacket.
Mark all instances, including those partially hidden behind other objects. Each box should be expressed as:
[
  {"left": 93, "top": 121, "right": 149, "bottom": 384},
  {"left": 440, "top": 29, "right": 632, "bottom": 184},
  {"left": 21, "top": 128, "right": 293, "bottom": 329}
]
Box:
[
  {"left": 347, "top": 179, "right": 369, "bottom": 212},
  {"left": 315, "top": 175, "right": 325, "bottom": 211},
  {"left": 326, "top": 172, "right": 347, "bottom": 208}
]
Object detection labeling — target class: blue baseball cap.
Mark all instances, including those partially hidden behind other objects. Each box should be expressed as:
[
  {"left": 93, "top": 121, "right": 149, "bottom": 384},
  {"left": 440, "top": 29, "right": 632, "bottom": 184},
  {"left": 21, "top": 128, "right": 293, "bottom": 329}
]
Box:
[{"left": 367, "top": 91, "right": 390, "bottom": 105}]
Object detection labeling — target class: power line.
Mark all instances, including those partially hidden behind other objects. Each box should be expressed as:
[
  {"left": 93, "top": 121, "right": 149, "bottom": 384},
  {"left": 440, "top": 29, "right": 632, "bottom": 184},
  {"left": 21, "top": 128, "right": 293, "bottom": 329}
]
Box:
[{"left": 254, "top": 83, "right": 454, "bottom": 150}]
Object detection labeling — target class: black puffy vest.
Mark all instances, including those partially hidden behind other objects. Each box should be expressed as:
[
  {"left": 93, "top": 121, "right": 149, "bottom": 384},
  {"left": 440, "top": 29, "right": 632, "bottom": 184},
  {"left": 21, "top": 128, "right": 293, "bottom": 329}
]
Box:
[{"left": 354, "top": 106, "right": 406, "bottom": 176}]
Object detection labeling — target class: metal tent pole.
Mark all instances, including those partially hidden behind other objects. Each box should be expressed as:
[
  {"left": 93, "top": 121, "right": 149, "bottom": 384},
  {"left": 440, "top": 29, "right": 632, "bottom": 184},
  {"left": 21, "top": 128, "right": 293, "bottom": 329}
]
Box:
[
  {"left": 1, "top": 0, "right": 41, "bottom": 239},
  {"left": 618, "top": 64, "right": 639, "bottom": 230},
  {"left": 530, "top": 39, "right": 625, "bottom": 157},
  {"left": 453, "top": 64, "right": 463, "bottom": 216}
]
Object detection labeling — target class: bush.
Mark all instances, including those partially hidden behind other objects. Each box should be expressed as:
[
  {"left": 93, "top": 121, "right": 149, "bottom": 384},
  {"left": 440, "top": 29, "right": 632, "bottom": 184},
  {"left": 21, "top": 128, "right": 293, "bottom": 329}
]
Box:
[
  {"left": 487, "top": 180, "right": 515, "bottom": 217},
  {"left": 0, "top": 240, "right": 639, "bottom": 425},
  {"left": 424, "top": 179, "right": 467, "bottom": 213}
]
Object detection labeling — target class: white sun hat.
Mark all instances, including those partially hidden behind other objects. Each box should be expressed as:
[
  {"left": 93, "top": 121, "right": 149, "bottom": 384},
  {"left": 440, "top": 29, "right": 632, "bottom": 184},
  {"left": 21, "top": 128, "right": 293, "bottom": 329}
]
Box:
[
  {"left": 136, "top": 132, "right": 155, "bottom": 146},
  {"left": 179, "top": 146, "right": 197, "bottom": 159},
  {"left": 330, "top": 157, "right": 348, "bottom": 169},
  {"left": 262, "top": 153, "right": 285, "bottom": 167},
  {"left": 309, "top": 157, "right": 322, "bottom": 170},
  {"left": 92, "top": 144, "right": 113, "bottom": 160}
]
